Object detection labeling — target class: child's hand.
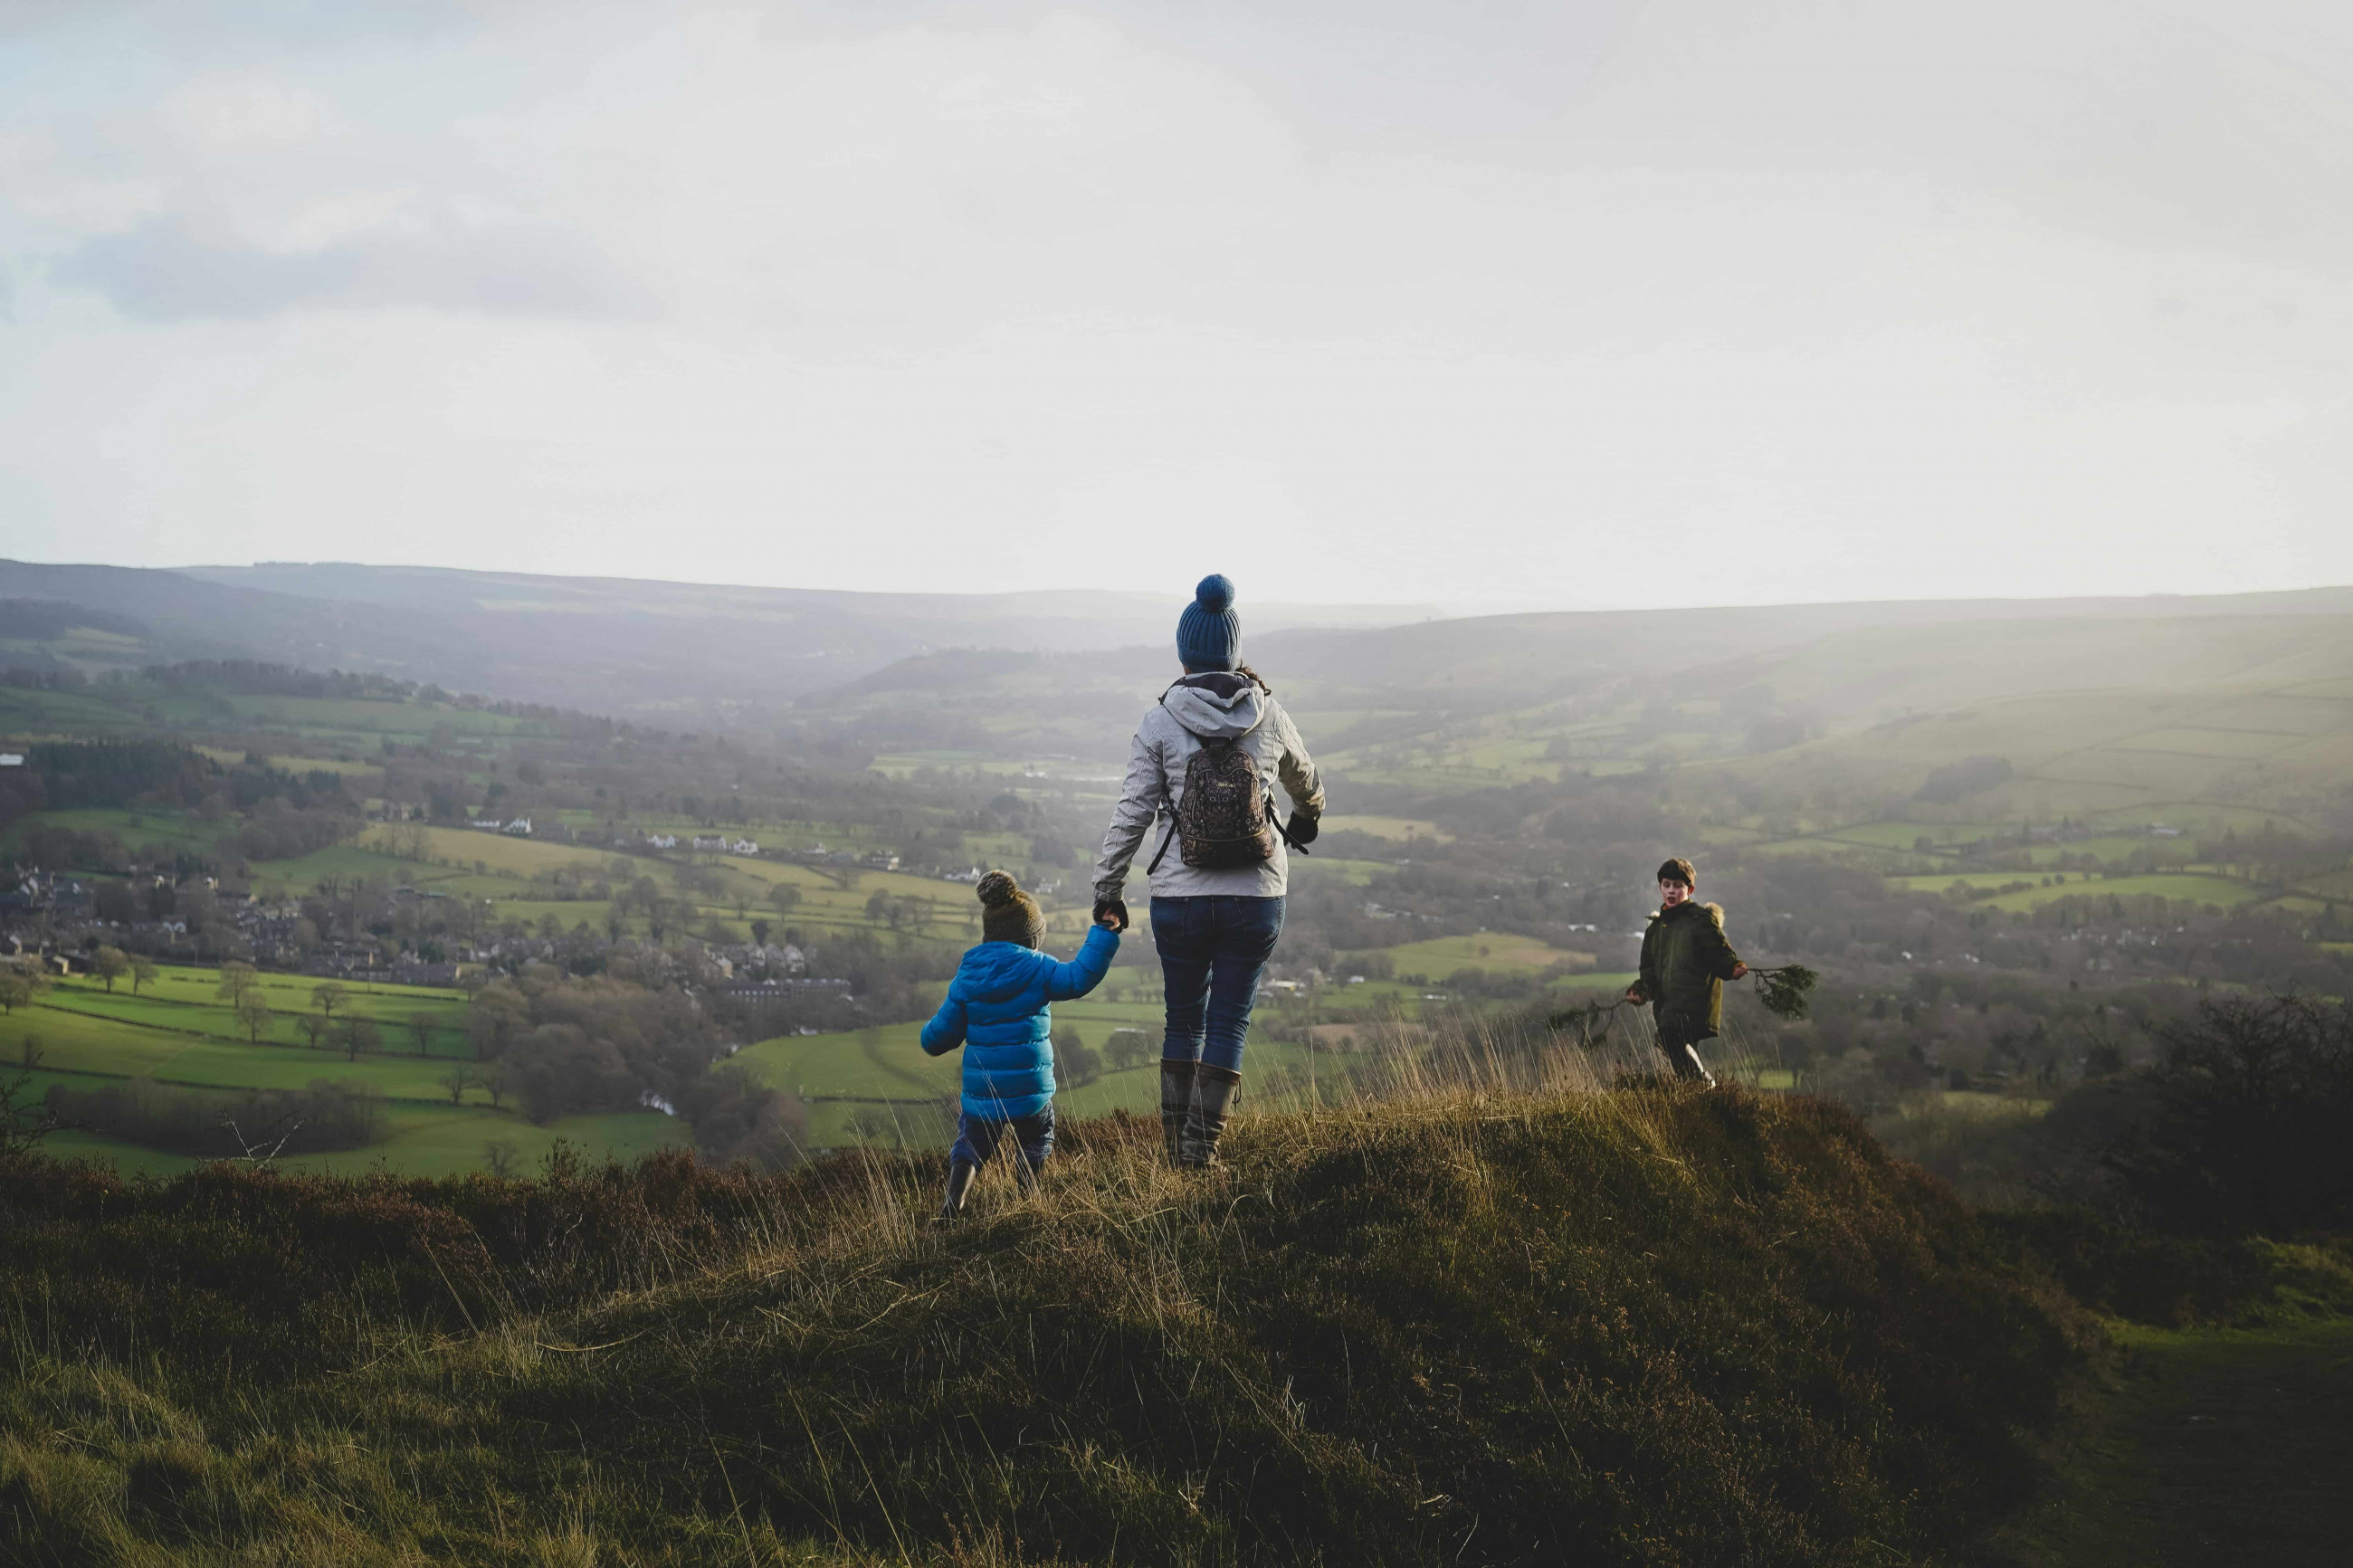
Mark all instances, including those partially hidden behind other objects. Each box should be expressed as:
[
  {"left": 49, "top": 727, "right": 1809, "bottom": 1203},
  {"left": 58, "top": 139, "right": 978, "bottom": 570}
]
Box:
[{"left": 1731, "top": 962, "right": 1748, "bottom": 980}]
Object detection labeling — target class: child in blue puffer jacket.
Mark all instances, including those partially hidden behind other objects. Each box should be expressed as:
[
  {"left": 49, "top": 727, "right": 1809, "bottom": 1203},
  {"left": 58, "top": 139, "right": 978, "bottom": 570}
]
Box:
[{"left": 921, "top": 869, "right": 1119, "bottom": 1219}]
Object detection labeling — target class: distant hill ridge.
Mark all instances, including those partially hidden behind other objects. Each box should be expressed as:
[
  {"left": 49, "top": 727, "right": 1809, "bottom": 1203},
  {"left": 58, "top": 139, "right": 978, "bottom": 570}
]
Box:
[
  {"left": 0, "top": 558, "right": 1432, "bottom": 720},
  {"left": 6, "top": 557, "right": 2351, "bottom": 740}
]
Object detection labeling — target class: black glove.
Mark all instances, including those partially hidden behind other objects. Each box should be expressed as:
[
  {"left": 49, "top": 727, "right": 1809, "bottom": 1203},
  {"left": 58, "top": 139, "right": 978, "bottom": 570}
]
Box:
[
  {"left": 1283, "top": 811, "right": 1319, "bottom": 849},
  {"left": 1092, "top": 897, "right": 1129, "bottom": 933}
]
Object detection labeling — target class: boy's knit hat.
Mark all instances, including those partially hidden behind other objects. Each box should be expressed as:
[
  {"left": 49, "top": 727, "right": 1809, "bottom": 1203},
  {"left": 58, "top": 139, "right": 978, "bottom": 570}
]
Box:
[
  {"left": 976, "top": 869, "right": 1044, "bottom": 948},
  {"left": 1176, "top": 574, "right": 1240, "bottom": 671}
]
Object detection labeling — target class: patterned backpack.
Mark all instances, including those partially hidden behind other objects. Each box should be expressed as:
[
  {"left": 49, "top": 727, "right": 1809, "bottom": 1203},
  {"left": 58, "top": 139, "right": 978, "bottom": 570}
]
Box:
[{"left": 1155, "top": 734, "right": 1279, "bottom": 871}]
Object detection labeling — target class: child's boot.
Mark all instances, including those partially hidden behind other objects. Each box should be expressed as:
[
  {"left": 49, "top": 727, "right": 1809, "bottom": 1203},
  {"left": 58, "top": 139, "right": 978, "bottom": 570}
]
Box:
[
  {"left": 937, "top": 1160, "right": 978, "bottom": 1221},
  {"left": 1158, "top": 1059, "right": 1196, "bottom": 1165},
  {"left": 1179, "top": 1064, "right": 1242, "bottom": 1169}
]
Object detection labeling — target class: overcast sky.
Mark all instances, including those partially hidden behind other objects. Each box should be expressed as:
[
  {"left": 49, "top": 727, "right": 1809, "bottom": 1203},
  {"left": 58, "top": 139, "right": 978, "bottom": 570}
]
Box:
[{"left": 3, "top": 0, "right": 2348, "bottom": 611}]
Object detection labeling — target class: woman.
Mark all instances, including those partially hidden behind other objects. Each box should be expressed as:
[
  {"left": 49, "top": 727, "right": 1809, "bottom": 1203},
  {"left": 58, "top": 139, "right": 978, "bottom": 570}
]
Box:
[{"left": 1092, "top": 575, "right": 1324, "bottom": 1168}]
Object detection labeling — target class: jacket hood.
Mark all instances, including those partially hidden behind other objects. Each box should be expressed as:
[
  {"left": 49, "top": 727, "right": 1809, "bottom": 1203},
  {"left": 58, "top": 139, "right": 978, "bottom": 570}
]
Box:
[
  {"left": 956, "top": 942, "right": 1047, "bottom": 1003},
  {"left": 1161, "top": 675, "right": 1267, "bottom": 741},
  {"left": 1649, "top": 900, "right": 1725, "bottom": 926}
]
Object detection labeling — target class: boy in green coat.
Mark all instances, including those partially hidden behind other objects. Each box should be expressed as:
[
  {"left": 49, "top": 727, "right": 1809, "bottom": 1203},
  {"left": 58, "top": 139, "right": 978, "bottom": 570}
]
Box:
[{"left": 1624, "top": 857, "right": 1747, "bottom": 1086}]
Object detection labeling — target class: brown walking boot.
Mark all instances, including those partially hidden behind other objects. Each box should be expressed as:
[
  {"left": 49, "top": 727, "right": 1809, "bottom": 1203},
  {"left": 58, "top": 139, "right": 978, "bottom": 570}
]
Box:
[
  {"left": 1158, "top": 1058, "right": 1196, "bottom": 1165},
  {"left": 1179, "top": 1063, "right": 1242, "bottom": 1169}
]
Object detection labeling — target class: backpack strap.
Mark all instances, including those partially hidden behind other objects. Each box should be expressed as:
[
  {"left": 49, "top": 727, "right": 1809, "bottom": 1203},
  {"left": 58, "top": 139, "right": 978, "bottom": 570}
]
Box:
[{"left": 1146, "top": 809, "right": 1181, "bottom": 875}]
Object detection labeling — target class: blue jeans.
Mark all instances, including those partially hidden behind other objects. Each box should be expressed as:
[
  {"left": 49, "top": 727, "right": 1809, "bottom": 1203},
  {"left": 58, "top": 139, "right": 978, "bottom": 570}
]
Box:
[
  {"left": 949, "top": 1106, "right": 1055, "bottom": 1174},
  {"left": 1152, "top": 895, "right": 1285, "bottom": 1076}
]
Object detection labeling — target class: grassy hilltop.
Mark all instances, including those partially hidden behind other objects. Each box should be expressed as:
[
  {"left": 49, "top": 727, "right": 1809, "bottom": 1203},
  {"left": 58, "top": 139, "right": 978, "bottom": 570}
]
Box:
[{"left": 0, "top": 1077, "right": 2085, "bottom": 1566}]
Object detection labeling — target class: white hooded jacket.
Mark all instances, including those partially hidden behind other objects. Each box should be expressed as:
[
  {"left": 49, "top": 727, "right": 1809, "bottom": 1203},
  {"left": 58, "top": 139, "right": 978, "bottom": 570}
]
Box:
[{"left": 1092, "top": 671, "right": 1325, "bottom": 901}]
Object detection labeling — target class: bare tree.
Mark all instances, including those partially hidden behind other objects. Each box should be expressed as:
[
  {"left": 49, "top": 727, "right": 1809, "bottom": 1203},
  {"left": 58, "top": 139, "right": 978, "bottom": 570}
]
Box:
[
  {"left": 214, "top": 961, "right": 261, "bottom": 1008},
  {"left": 481, "top": 1138, "right": 519, "bottom": 1177},
  {"left": 235, "top": 992, "right": 274, "bottom": 1043},
  {"left": 406, "top": 1012, "right": 438, "bottom": 1057},
  {"left": 16, "top": 1031, "right": 46, "bottom": 1071},
  {"left": 438, "top": 1062, "right": 479, "bottom": 1105},
  {"left": 339, "top": 1017, "right": 383, "bottom": 1061},
  {"left": 90, "top": 946, "right": 129, "bottom": 993},
  {"left": 296, "top": 1013, "right": 331, "bottom": 1050},
  {"left": 1, "top": 1069, "right": 61, "bottom": 1158},
  {"left": 311, "top": 982, "right": 352, "bottom": 1025},
  {"left": 129, "top": 955, "right": 157, "bottom": 994}
]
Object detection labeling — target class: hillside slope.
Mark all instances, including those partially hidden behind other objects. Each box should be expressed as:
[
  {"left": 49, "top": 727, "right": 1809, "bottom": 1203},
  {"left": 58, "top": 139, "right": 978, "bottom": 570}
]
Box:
[{"left": 0, "top": 1087, "right": 2084, "bottom": 1565}]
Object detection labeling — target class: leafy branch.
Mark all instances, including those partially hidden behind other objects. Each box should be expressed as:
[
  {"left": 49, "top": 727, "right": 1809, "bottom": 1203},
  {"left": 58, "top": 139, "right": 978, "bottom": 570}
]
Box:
[{"left": 1746, "top": 964, "right": 1819, "bottom": 1021}]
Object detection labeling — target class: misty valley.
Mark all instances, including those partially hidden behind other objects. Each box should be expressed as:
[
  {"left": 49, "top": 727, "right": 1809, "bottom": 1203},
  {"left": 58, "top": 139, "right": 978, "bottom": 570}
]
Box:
[{"left": 5, "top": 564, "right": 2350, "bottom": 1565}]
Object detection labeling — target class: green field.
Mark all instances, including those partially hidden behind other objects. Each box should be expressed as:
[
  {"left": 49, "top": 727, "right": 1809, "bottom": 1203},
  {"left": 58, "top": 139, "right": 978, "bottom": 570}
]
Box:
[
  {"left": 16, "top": 969, "right": 475, "bottom": 1095},
  {"left": 2021, "top": 835, "right": 2187, "bottom": 867},
  {"left": 43, "top": 1107, "right": 689, "bottom": 1179},
  {"left": 33, "top": 967, "right": 471, "bottom": 1053},
  {"left": 1888, "top": 870, "right": 2264, "bottom": 912},
  {"left": 1978, "top": 873, "right": 2265, "bottom": 914},
  {"left": 1383, "top": 933, "right": 1598, "bottom": 976},
  {"left": 10, "top": 963, "right": 691, "bottom": 1176}
]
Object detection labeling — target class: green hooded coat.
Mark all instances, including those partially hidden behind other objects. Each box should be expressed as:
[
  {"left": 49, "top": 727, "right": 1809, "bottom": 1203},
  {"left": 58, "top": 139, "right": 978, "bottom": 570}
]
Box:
[{"left": 1635, "top": 900, "right": 1742, "bottom": 1040}]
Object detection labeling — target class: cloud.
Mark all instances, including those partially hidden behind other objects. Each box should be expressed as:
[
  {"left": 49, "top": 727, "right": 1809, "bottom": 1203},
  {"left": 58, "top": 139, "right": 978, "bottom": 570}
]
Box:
[
  {"left": 53, "top": 214, "right": 651, "bottom": 320},
  {"left": 0, "top": 1, "right": 2348, "bottom": 606}
]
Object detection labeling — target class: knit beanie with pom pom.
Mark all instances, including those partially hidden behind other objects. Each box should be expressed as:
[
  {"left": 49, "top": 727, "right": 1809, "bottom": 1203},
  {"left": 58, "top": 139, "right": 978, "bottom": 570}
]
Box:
[
  {"left": 1176, "top": 574, "right": 1240, "bottom": 672},
  {"left": 976, "top": 869, "right": 1044, "bottom": 948}
]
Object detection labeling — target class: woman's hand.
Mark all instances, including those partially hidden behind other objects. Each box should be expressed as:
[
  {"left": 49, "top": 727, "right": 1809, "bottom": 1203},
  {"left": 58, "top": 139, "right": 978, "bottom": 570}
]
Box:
[{"left": 1731, "top": 962, "right": 1748, "bottom": 980}]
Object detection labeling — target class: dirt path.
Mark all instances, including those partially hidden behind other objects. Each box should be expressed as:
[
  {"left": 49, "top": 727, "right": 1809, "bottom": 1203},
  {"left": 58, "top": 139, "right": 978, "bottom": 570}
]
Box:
[{"left": 1991, "top": 1319, "right": 2353, "bottom": 1565}]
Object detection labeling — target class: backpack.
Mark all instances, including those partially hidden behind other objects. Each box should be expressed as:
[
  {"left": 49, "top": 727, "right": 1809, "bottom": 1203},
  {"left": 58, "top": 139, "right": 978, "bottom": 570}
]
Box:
[
  {"left": 1153, "top": 734, "right": 1280, "bottom": 872},
  {"left": 1144, "top": 677, "right": 1308, "bottom": 877}
]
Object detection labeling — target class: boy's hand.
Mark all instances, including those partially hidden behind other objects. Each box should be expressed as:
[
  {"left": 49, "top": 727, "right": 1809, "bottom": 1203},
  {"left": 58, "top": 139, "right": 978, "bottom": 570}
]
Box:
[
  {"left": 1624, "top": 986, "right": 1644, "bottom": 1005},
  {"left": 1731, "top": 962, "right": 1748, "bottom": 980}
]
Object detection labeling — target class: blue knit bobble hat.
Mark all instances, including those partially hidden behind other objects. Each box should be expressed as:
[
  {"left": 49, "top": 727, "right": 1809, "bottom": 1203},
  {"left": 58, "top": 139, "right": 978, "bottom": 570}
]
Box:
[{"left": 1176, "top": 574, "right": 1240, "bottom": 671}]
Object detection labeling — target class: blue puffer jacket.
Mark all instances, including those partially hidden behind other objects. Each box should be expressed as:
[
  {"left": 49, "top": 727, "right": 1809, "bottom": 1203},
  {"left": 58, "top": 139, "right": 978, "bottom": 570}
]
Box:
[{"left": 919, "top": 927, "right": 1119, "bottom": 1119}]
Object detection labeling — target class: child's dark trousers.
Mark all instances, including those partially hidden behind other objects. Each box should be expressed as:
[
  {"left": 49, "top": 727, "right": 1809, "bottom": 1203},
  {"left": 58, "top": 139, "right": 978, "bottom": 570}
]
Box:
[{"left": 949, "top": 1106, "right": 1056, "bottom": 1183}]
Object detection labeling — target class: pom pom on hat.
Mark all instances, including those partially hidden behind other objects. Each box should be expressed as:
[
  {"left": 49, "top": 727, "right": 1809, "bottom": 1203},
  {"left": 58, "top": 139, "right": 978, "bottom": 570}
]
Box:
[
  {"left": 976, "top": 869, "right": 1044, "bottom": 947},
  {"left": 1176, "top": 573, "right": 1241, "bottom": 671}
]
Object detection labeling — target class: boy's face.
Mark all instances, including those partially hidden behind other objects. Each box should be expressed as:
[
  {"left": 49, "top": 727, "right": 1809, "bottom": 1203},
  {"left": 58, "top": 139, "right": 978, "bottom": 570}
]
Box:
[{"left": 1659, "top": 878, "right": 1693, "bottom": 908}]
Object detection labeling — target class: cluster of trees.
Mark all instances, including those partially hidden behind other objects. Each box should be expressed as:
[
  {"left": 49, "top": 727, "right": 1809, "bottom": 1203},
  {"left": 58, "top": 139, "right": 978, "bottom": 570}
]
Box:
[
  {"left": 445, "top": 964, "right": 814, "bottom": 1168},
  {"left": 223, "top": 805, "right": 357, "bottom": 862},
  {"left": 133, "top": 661, "right": 416, "bottom": 701},
  {"left": 18, "top": 739, "right": 212, "bottom": 811},
  {"left": 43, "top": 1076, "right": 388, "bottom": 1158},
  {"left": 670, "top": 1063, "right": 807, "bottom": 1170},
  {"left": 2109, "top": 994, "right": 2353, "bottom": 1236},
  {"left": 460, "top": 965, "right": 735, "bottom": 1128}
]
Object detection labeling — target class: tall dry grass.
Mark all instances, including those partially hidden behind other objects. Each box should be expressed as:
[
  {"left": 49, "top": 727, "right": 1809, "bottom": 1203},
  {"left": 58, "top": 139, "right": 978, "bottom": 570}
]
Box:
[{"left": 1, "top": 1012, "right": 2085, "bottom": 1565}]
